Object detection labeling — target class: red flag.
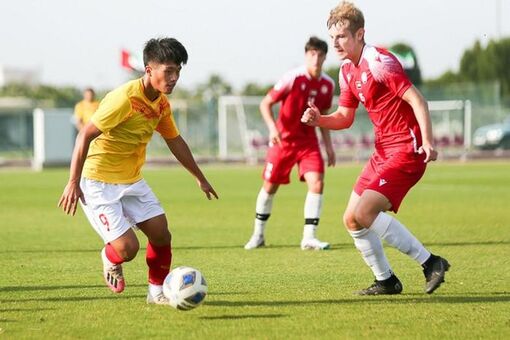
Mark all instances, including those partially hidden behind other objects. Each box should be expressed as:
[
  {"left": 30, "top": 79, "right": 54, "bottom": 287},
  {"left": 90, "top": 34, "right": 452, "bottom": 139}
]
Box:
[{"left": 120, "top": 49, "right": 144, "bottom": 72}]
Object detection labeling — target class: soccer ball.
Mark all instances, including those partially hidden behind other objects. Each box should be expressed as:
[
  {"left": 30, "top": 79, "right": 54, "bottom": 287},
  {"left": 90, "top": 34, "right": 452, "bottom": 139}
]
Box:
[{"left": 163, "top": 266, "right": 208, "bottom": 311}]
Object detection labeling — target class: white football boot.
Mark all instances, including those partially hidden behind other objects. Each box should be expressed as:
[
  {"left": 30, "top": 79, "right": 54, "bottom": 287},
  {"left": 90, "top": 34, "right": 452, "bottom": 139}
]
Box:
[
  {"left": 147, "top": 292, "right": 169, "bottom": 305},
  {"left": 300, "top": 237, "right": 330, "bottom": 250},
  {"left": 101, "top": 248, "right": 125, "bottom": 293},
  {"left": 244, "top": 234, "right": 265, "bottom": 250}
]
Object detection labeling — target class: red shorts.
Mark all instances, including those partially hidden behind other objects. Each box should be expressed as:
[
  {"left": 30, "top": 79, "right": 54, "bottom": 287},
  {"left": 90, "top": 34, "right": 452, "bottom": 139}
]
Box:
[
  {"left": 262, "top": 141, "right": 324, "bottom": 184},
  {"left": 354, "top": 149, "right": 427, "bottom": 213}
]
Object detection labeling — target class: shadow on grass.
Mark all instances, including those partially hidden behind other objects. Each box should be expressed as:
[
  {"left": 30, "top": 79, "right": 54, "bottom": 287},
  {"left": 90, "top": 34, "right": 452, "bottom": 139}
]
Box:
[
  {"left": 424, "top": 240, "right": 510, "bottom": 247},
  {"left": 0, "top": 295, "right": 146, "bottom": 303},
  {"left": 0, "top": 243, "right": 354, "bottom": 253},
  {"left": 1, "top": 240, "right": 507, "bottom": 254},
  {"left": 199, "top": 313, "right": 287, "bottom": 320},
  {"left": 0, "top": 308, "right": 57, "bottom": 313},
  {"left": 208, "top": 291, "right": 250, "bottom": 296},
  {"left": 0, "top": 284, "right": 146, "bottom": 293},
  {"left": 206, "top": 293, "right": 510, "bottom": 307}
]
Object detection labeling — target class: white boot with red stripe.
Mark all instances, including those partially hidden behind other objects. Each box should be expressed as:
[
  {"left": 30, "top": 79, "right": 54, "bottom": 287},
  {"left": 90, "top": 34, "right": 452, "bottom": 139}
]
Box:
[{"left": 101, "top": 248, "right": 125, "bottom": 293}]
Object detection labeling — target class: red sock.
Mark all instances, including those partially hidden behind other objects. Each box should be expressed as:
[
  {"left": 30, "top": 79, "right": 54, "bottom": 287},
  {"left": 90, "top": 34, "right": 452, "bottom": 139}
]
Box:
[
  {"left": 146, "top": 242, "right": 172, "bottom": 285},
  {"left": 105, "top": 243, "right": 124, "bottom": 265}
]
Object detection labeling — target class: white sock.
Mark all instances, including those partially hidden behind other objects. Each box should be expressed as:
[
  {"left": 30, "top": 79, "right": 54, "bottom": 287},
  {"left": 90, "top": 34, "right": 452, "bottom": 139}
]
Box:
[
  {"left": 101, "top": 247, "right": 113, "bottom": 267},
  {"left": 370, "top": 212, "right": 431, "bottom": 265},
  {"left": 148, "top": 283, "right": 163, "bottom": 297},
  {"left": 303, "top": 192, "right": 322, "bottom": 239},
  {"left": 349, "top": 228, "right": 393, "bottom": 281},
  {"left": 253, "top": 188, "right": 274, "bottom": 237}
]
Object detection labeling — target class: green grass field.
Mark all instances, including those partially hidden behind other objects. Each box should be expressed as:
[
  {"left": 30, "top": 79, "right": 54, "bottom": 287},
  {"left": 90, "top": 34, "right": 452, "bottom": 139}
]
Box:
[{"left": 1, "top": 161, "right": 509, "bottom": 339}]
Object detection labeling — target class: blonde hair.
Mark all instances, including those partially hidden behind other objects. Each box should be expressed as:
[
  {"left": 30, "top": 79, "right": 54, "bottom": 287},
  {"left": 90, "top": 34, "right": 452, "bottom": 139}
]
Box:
[{"left": 327, "top": 1, "right": 365, "bottom": 35}]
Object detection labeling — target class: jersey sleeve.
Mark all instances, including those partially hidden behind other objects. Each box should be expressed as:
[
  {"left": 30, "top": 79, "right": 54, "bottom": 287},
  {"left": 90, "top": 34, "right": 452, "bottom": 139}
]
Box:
[
  {"left": 268, "top": 70, "right": 296, "bottom": 102},
  {"left": 91, "top": 92, "right": 132, "bottom": 133},
  {"left": 338, "top": 65, "right": 359, "bottom": 108},
  {"left": 156, "top": 108, "right": 180, "bottom": 139},
  {"left": 370, "top": 51, "right": 412, "bottom": 97}
]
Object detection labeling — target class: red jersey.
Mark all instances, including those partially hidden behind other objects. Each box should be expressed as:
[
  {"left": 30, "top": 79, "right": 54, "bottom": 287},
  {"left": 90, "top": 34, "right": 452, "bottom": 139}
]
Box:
[
  {"left": 338, "top": 45, "right": 420, "bottom": 152},
  {"left": 269, "top": 66, "right": 334, "bottom": 143}
]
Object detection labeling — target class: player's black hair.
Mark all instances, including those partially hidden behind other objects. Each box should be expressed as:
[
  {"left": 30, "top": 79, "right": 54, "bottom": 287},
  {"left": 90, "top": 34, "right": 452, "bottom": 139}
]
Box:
[
  {"left": 143, "top": 38, "right": 188, "bottom": 66},
  {"left": 84, "top": 87, "right": 95, "bottom": 95},
  {"left": 305, "top": 36, "right": 328, "bottom": 54}
]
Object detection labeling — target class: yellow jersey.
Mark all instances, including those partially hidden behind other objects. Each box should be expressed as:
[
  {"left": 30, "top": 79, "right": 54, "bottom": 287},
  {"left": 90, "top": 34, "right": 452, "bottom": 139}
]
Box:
[
  {"left": 83, "top": 78, "right": 180, "bottom": 184},
  {"left": 74, "top": 99, "right": 99, "bottom": 125}
]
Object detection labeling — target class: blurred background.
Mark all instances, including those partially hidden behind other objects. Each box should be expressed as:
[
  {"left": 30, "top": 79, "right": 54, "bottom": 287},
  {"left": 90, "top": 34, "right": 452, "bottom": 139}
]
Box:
[{"left": 1, "top": 0, "right": 509, "bottom": 168}]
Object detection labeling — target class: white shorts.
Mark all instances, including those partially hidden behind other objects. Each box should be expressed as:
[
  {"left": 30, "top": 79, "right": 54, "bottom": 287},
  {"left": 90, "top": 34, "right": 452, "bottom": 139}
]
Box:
[{"left": 79, "top": 178, "right": 165, "bottom": 243}]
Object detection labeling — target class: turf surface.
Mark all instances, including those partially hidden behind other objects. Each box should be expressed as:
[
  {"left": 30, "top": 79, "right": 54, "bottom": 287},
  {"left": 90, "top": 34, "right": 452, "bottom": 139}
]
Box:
[{"left": 1, "top": 161, "right": 509, "bottom": 339}]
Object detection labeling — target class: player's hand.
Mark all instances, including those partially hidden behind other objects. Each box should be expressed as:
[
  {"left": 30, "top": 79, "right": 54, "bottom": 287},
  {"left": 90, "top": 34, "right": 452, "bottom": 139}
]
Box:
[
  {"left": 326, "top": 147, "right": 336, "bottom": 167},
  {"left": 198, "top": 180, "right": 219, "bottom": 200},
  {"left": 58, "top": 180, "right": 85, "bottom": 216},
  {"left": 268, "top": 126, "right": 282, "bottom": 147},
  {"left": 418, "top": 144, "right": 438, "bottom": 163},
  {"left": 301, "top": 101, "right": 321, "bottom": 126}
]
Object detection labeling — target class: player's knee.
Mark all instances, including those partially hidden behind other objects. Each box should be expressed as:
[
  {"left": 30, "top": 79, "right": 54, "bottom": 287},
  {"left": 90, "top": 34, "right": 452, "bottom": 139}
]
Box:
[
  {"left": 118, "top": 239, "right": 140, "bottom": 261},
  {"left": 307, "top": 180, "right": 323, "bottom": 193},
  {"left": 150, "top": 228, "right": 172, "bottom": 247},
  {"left": 343, "top": 211, "right": 359, "bottom": 231},
  {"left": 353, "top": 205, "right": 377, "bottom": 229}
]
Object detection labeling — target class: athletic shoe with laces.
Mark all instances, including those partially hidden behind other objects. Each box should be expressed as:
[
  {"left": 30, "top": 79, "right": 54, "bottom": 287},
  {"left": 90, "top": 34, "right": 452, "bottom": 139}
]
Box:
[
  {"left": 357, "top": 274, "right": 403, "bottom": 295},
  {"left": 423, "top": 255, "right": 450, "bottom": 294},
  {"left": 101, "top": 248, "right": 125, "bottom": 293},
  {"left": 300, "top": 237, "right": 330, "bottom": 250},
  {"left": 244, "top": 235, "right": 265, "bottom": 250},
  {"left": 147, "top": 292, "right": 169, "bottom": 305}
]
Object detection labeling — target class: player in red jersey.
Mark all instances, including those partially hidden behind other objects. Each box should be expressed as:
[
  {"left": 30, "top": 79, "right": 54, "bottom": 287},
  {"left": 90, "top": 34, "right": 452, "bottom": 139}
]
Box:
[
  {"left": 302, "top": 1, "right": 450, "bottom": 294},
  {"left": 245, "top": 37, "right": 336, "bottom": 250}
]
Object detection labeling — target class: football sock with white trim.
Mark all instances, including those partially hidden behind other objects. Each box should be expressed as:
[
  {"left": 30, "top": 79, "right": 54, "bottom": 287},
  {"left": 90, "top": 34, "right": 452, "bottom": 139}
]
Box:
[
  {"left": 253, "top": 188, "right": 274, "bottom": 237},
  {"left": 303, "top": 192, "right": 322, "bottom": 239},
  {"left": 349, "top": 228, "right": 393, "bottom": 281},
  {"left": 370, "top": 212, "right": 431, "bottom": 265}
]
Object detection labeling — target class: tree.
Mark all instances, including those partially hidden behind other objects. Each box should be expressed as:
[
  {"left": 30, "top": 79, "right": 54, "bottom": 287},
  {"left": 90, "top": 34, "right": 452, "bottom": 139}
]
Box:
[
  {"left": 241, "top": 82, "right": 272, "bottom": 96},
  {"left": 459, "top": 37, "right": 510, "bottom": 99},
  {"left": 389, "top": 43, "right": 422, "bottom": 85},
  {"left": 196, "top": 74, "right": 233, "bottom": 101},
  {"left": 0, "top": 83, "right": 82, "bottom": 107},
  {"left": 427, "top": 37, "right": 510, "bottom": 102},
  {"left": 324, "top": 66, "right": 340, "bottom": 96}
]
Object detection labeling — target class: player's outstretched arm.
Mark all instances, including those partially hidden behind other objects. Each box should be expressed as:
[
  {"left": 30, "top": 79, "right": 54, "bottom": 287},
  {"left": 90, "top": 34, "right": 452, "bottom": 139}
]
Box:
[
  {"left": 259, "top": 95, "right": 281, "bottom": 146},
  {"left": 402, "top": 85, "right": 438, "bottom": 163},
  {"left": 302, "top": 102, "right": 356, "bottom": 131},
  {"left": 58, "top": 122, "right": 102, "bottom": 215},
  {"left": 164, "top": 135, "right": 218, "bottom": 200}
]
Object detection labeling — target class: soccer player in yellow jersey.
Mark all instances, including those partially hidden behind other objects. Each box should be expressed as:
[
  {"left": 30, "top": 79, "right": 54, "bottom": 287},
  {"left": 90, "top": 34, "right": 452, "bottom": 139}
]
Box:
[
  {"left": 58, "top": 37, "right": 218, "bottom": 305},
  {"left": 74, "top": 88, "right": 99, "bottom": 131}
]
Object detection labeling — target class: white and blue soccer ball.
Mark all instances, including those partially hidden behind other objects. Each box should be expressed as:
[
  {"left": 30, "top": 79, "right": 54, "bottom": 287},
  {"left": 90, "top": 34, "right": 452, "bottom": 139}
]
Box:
[{"left": 163, "top": 266, "right": 208, "bottom": 311}]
